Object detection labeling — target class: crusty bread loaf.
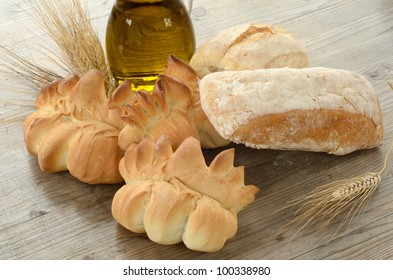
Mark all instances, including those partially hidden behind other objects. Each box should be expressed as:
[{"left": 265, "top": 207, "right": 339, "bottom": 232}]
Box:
[
  {"left": 199, "top": 67, "right": 384, "bottom": 155},
  {"left": 112, "top": 135, "right": 259, "bottom": 252},
  {"left": 190, "top": 23, "right": 309, "bottom": 79}
]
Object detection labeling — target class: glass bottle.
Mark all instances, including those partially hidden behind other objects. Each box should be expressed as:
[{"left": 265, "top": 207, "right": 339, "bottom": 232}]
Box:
[{"left": 106, "top": 0, "right": 195, "bottom": 91}]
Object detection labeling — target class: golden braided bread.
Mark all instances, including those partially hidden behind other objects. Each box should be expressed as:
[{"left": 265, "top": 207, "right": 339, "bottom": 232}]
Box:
[
  {"left": 112, "top": 135, "right": 259, "bottom": 252},
  {"left": 24, "top": 56, "right": 229, "bottom": 184},
  {"left": 24, "top": 70, "right": 128, "bottom": 184},
  {"left": 118, "top": 55, "right": 230, "bottom": 152}
]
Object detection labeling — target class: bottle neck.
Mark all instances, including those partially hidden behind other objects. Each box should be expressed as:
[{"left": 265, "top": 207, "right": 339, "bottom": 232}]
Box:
[
  {"left": 114, "top": 0, "right": 190, "bottom": 14},
  {"left": 116, "top": 0, "right": 164, "bottom": 3}
]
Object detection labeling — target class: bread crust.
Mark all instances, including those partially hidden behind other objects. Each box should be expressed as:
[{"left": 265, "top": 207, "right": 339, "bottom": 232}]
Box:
[
  {"left": 200, "top": 68, "right": 384, "bottom": 155},
  {"left": 232, "top": 109, "right": 383, "bottom": 155}
]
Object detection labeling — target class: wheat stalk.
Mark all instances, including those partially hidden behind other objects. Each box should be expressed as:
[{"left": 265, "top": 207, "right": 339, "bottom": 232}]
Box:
[
  {"left": 281, "top": 132, "right": 393, "bottom": 241},
  {"left": 1, "top": 0, "right": 116, "bottom": 93},
  {"left": 282, "top": 79, "right": 393, "bottom": 240},
  {"left": 29, "top": 0, "right": 116, "bottom": 92}
]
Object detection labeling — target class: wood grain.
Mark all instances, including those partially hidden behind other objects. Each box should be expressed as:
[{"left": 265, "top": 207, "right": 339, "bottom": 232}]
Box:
[{"left": 1, "top": 0, "right": 393, "bottom": 260}]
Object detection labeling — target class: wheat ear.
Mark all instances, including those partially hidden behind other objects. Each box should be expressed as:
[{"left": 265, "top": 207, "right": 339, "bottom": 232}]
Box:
[
  {"left": 285, "top": 143, "right": 392, "bottom": 240},
  {"left": 281, "top": 119, "right": 393, "bottom": 240},
  {"left": 1, "top": 1, "right": 116, "bottom": 92},
  {"left": 26, "top": 0, "right": 116, "bottom": 92}
]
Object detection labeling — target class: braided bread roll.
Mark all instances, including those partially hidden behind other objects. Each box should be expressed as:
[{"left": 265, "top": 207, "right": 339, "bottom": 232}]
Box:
[
  {"left": 112, "top": 136, "right": 259, "bottom": 252},
  {"left": 24, "top": 70, "right": 129, "bottom": 184},
  {"left": 24, "top": 56, "right": 229, "bottom": 184},
  {"left": 118, "top": 55, "right": 230, "bottom": 151},
  {"left": 165, "top": 55, "right": 230, "bottom": 148}
]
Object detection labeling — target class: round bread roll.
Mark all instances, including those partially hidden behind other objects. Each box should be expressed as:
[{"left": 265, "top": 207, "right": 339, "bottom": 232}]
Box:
[{"left": 190, "top": 23, "right": 309, "bottom": 79}]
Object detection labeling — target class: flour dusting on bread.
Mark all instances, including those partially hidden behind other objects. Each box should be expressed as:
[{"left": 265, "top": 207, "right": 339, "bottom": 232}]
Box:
[{"left": 200, "top": 67, "right": 383, "bottom": 155}]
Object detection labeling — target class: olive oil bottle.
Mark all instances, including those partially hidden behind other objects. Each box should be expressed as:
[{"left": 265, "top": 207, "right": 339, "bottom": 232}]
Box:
[{"left": 106, "top": 0, "right": 195, "bottom": 91}]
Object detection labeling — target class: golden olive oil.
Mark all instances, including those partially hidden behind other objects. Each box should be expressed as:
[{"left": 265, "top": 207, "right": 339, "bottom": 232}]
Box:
[{"left": 106, "top": 0, "right": 195, "bottom": 91}]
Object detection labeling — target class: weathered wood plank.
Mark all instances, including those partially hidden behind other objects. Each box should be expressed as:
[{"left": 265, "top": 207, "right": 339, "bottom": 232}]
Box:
[{"left": 1, "top": 0, "right": 393, "bottom": 260}]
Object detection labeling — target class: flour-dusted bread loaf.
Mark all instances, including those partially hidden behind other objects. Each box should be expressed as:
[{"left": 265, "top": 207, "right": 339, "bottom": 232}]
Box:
[
  {"left": 190, "top": 23, "right": 309, "bottom": 79},
  {"left": 112, "top": 135, "right": 259, "bottom": 252},
  {"left": 199, "top": 67, "right": 384, "bottom": 155}
]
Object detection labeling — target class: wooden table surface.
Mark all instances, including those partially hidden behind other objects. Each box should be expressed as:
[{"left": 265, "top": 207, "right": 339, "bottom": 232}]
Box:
[{"left": 1, "top": 0, "right": 393, "bottom": 260}]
